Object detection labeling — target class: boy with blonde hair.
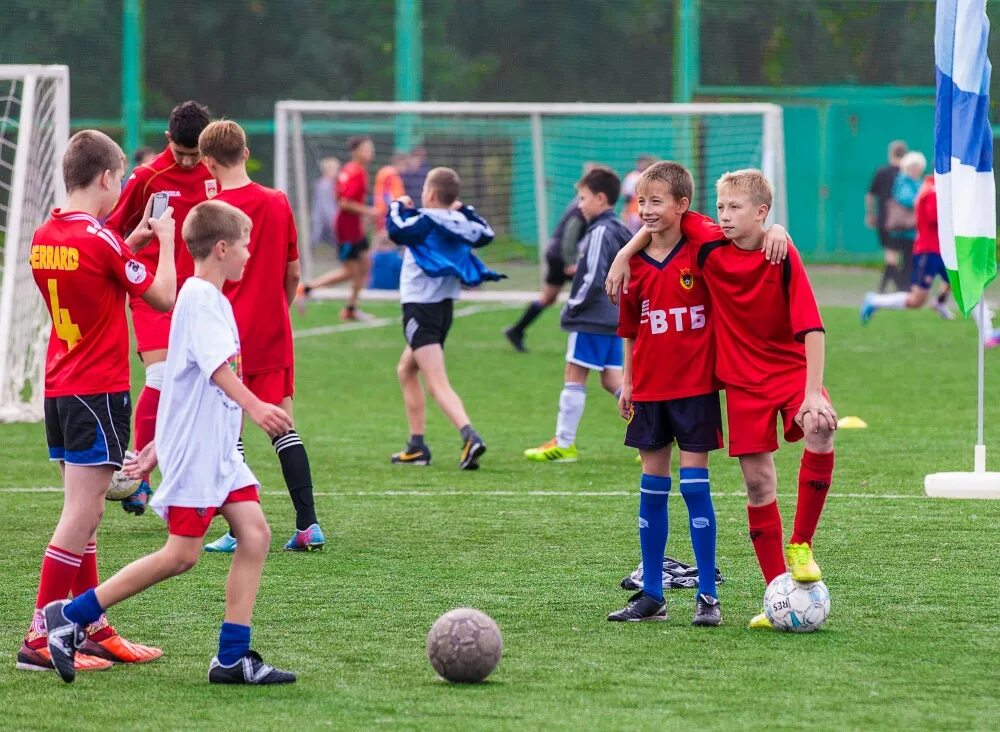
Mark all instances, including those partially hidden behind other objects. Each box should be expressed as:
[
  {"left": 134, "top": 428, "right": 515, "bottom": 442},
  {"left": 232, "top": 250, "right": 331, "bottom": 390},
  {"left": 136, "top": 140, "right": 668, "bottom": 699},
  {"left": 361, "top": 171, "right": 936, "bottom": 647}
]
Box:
[{"left": 44, "top": 199, "right": 297, "bottom": 685}]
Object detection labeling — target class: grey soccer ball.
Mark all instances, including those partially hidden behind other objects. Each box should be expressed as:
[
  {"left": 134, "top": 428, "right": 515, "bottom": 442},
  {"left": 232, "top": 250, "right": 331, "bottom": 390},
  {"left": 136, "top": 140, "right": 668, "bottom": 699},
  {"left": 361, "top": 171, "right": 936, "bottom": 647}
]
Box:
[{"left": 426, "top": 608, "right": 503, "bottom": 683}]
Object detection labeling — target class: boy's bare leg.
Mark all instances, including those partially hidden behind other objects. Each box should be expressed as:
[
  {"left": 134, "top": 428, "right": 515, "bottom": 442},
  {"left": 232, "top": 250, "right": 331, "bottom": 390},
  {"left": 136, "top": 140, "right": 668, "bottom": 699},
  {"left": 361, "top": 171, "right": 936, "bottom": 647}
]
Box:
[
  {"left": 599, "top": 367, "right": 623, "bottom": 397},
  {"left": 398, "top": 346, "right": 426, "bottom": 435},
  {"left": 307, "top": 266, "right": 352, "bottom": 290},
  {"left": 51, "top": 465, "right": 114, "bottom": 554},
  {"left": 94, "top": 535, "right": 202, "bottom": 609},
  {"left": 219, "top": 501, "right": 271, "bottom": 626},
  {"left": 413, "top": 344, "right": 471, "bottom": 430},
  {"left": 346, "top": 253, "right": 370, "bottom": 311}
]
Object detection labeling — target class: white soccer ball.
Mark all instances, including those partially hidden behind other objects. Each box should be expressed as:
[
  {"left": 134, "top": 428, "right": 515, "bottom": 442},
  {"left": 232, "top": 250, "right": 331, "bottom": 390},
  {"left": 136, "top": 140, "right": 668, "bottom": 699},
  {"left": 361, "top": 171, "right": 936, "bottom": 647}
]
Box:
[
  {"left": 426, "top": 608, "right": 502, "bottom": 683},
  {"left": 106, "top": 450, "right": 141, "bottom": 501},
  {"left": 763, "top": 572, "right": 830, "bottom": 632}
]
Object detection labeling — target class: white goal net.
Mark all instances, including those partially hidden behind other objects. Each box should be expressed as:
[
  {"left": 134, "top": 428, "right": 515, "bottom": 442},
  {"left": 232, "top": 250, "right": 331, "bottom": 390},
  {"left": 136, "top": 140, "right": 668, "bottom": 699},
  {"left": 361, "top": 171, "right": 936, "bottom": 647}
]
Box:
[
  {"left": 274, "top": 101, "right": 787, "bottom": 281},
  {"left": 0, "top": 66, "right": 69, "bottom": 422}
]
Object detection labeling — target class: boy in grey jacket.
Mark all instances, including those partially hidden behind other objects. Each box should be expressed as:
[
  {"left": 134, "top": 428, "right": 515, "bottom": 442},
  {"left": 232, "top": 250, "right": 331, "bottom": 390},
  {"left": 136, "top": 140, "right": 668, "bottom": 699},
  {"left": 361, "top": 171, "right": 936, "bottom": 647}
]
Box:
[{"left": 525, "top": 166, "right": 631, "bottom": 463}]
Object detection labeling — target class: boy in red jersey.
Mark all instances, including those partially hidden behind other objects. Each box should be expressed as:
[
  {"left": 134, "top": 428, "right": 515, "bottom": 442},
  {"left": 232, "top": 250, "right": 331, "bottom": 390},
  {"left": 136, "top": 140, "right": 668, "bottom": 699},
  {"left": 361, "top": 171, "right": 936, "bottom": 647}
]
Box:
[
  {"left": 299, "top": 135, "right": 378, "bottom": 320},
  {"left": 105, "top": 100, "right": 214, "bottom": 513},
  {"left": 195, "top": 120, "right": 325, "bottom": 553},
  {"left": 608, "top": 162, "right": 725, "bottom": 626},
  {"left": 18, "top": 130, "right": 177, "bottom": 673},
  {"left": 608, "top": 169, "right": 836, "bottom": 629}
]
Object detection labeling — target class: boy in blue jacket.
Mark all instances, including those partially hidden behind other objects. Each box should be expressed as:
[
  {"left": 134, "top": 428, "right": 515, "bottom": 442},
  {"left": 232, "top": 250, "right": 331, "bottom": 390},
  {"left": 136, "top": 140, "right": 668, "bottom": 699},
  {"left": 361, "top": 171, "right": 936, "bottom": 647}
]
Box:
[{"left": 386, "top": 167, "right": 502, "bottom": 469}]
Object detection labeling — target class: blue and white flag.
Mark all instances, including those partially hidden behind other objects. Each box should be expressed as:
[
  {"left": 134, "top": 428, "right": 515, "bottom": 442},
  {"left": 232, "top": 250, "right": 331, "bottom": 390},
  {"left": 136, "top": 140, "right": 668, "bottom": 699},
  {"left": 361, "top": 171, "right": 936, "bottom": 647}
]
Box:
[{"left": 935, "top": 0, "right": 997, "bottom": 314}]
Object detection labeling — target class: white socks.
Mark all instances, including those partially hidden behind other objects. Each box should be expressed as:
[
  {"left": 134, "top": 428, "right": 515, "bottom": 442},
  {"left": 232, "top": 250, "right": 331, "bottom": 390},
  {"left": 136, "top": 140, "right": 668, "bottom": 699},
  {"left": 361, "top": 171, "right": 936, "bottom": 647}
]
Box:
[
  {"left": 555, "top": 383, "right": 587, "bottom": 448},
  {"left": 869, "top": 292, "right": 909, "bottom": 310}
]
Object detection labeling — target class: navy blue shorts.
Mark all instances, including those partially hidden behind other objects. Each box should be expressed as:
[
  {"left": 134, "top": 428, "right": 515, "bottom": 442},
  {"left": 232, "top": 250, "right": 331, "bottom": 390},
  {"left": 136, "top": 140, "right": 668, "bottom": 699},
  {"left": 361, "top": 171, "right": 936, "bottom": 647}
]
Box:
[
  {"left": 338, "top": 237, "right": 370, "bottom": 262},
  {"left": 44, "top": 391, "right": 131, "bottom": 468},
  {"left": 912, "top": 252, "right": 949, "bottom": 289},
  {"left": 624, "top": 393, "right": 724, "bottom": 453}
]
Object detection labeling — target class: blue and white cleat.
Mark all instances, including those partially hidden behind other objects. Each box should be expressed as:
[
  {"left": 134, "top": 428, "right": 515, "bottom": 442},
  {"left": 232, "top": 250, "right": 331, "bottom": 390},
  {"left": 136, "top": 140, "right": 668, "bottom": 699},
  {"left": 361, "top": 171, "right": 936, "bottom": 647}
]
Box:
[
  {"left": 121, "top": 480, "right": 153, "bottom": 516},
  {"left": 203, "top": 531, "right": 238, "bottom": 553},
  {"left": 283, "top": 523, "right": 326, "bottom": 552},
  {"left": 859, "top": 293, "right": 875, "bottom": 325}
]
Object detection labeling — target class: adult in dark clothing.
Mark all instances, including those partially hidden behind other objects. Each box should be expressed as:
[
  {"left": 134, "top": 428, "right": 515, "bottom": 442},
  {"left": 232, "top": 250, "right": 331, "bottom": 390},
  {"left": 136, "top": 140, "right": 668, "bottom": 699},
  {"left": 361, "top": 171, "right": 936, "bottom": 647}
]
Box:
[{"left": 865, "top": 140, "right": 909, "bottom": 291}]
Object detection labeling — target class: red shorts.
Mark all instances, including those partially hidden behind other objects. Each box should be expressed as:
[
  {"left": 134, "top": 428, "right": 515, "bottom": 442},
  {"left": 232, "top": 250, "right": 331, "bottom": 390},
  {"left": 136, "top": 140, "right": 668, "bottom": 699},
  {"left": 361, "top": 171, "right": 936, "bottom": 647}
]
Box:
[
  {"left": 725, "top": 381, "right": 832, "bottom": 457},
  {"left": 130, "top": 298, "right": 172, "bottom": 354},
  {"left": 166, "top": 485, "right": 260, "bottom": 537},
  {"left": 244, "top": 367, "right": 295, "bottom": 405}
]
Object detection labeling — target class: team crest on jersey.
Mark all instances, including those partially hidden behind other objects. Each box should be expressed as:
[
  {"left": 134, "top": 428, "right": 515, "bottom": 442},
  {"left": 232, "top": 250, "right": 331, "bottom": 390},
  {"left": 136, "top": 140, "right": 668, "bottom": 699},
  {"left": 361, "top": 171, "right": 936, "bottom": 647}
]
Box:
[
  {"left": 205, "top": 179, "right": 218, "bottom": 199},
  {"left": 125, "top": 259, "right": 147, "bottom": 284},
  {"left": 679, "top": 268, "right": 694, "bottom": 290}
]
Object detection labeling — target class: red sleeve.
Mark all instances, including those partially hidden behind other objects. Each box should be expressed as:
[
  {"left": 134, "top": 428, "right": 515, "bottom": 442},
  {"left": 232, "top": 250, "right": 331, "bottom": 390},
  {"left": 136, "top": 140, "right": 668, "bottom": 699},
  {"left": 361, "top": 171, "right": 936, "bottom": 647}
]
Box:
[
  {"left": 920, "top": 187, "right": 938, "bottom": 227},
  {"left": 338, "top": 168, "right": 365, "bottom": 203},
  {"left": 617, "top": 260, "right": 641, "bottom": 339},
  {"left": 281, "top": 193, "right": 299, "bottom": 262},
  {"left": 102, "top": 231, "right": 154, "bottom": 298},
  {"left": 105, "top": 168, "right": 150, "bottom": 236},
  {"left": 787, "top": 245, "right": 823, "bottom": 340},
  {"left": 681, "top": 211, "right": 725, "bottom": 246}
]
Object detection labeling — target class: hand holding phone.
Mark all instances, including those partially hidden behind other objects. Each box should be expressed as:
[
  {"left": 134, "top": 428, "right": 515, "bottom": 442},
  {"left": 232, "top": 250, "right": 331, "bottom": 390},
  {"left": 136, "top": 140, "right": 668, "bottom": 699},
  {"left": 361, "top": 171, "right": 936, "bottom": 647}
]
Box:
[{"left": 151, "top": 192, "right": 170, "bottom": 220}]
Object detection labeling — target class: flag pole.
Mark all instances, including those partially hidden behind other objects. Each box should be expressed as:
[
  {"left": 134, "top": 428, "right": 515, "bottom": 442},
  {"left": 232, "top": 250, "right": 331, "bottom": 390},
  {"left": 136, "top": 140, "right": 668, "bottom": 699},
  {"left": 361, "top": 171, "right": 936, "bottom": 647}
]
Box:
[{"left": 975, "top": 297, "right": 986, "bottom": 473}]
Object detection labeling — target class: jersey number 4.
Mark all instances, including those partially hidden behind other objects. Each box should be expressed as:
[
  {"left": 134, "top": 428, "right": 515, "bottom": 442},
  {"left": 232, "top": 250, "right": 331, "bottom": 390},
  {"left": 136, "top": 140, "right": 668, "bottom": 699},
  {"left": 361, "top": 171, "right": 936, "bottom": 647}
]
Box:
[{"left": 47, "top": 279, "right": 82, "bottom": 349}]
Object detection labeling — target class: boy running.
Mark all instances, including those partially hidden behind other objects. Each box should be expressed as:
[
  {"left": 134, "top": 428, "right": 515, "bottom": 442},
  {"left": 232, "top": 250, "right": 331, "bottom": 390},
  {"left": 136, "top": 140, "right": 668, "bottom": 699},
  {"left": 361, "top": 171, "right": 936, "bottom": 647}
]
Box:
[
  {"left": 196, "top": 120, "right": 326, "bottom": 553},
  {"left": 19, "top": 130, "right": 176, "bottom": 673},
  {"left": 43, "top": 200, "right": 297, "bottom": 685}
]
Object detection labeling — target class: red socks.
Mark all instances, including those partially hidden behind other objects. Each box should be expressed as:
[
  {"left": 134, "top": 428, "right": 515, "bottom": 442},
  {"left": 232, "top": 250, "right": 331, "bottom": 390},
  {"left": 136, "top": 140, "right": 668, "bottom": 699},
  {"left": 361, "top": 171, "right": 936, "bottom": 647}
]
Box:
[
  {"left": 747, "top": 501, "right": 786, "bottom": 585},
  {"left": 134, "top": 386, "right": 161, "bottom": 480},
  {"left": 790, "top": 450, "right": 835, "bottom": 546},
  {"left": 30, "top": 545, "right": 83, "bottom": 648},
  {"left": 71, "top": 541, "right": 98, "bottom": 597}
]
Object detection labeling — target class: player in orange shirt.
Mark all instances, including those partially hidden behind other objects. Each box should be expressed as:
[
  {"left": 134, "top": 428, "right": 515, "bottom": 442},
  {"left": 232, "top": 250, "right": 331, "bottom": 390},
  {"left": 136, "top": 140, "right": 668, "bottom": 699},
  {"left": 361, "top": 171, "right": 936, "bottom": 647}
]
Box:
[{"left": 373, "top": 152, "right": 408, "bottom": 242}]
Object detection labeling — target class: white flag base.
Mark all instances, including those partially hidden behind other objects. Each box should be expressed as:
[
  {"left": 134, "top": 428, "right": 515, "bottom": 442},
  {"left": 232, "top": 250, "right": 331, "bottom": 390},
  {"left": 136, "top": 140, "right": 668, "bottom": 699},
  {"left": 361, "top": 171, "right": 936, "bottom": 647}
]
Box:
[{"left": 925, "top": 447, "right": 1000, "bottom": 498}]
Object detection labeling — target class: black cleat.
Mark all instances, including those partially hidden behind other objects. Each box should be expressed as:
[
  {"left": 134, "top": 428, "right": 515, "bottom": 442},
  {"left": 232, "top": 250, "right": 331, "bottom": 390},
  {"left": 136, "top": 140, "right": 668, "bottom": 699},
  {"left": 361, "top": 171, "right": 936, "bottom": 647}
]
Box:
[
  {"left": 391, "top": 445, "right": 432, "bottom": 466},
  {"left": 608, "top": 591, "right": 667, "bottom": 622},
  {"left": 692, "top": 593, "right": 722, "bottom": 626},
  {"left": 208, "top": 650, "right": 296, "bottom": 685},
  {"left": 459, "top": 434, "right": 486, "bottom": 470},
  {"left": 43, "top": 600, "right": 85, "bottom": 683},
  {"left": 503, "top": 327, "right": 528, "bottom": 353}
]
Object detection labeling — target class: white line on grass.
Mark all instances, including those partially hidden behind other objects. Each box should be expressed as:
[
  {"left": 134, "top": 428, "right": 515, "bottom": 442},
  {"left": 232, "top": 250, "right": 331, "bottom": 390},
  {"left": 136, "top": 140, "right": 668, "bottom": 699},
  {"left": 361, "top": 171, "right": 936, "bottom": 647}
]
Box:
[{"left": 294, "top": 303, "right": 517, "bottom": 340}]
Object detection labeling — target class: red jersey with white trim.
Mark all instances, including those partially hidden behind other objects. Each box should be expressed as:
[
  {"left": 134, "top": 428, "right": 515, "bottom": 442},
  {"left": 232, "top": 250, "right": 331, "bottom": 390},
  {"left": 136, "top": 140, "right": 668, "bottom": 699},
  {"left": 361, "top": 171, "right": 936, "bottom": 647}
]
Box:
[
  {"left": 683, "top": 212, "right": 824, "bottom": 389},
  {"left": 913, "top": 176, "right": 939, "bottom": 256},
  {"left": 106, "top": 147, "right": 216, "bottom": 291},
  {"left": 335, "top": 161, "right": 368, "bottom": 242},
  {"left": 30, "top": 209, "right": 154, "bottom": 396},
  {"left": 218, "top": 182, "right": 299, "bottom": 374},
  {"left": 618, "top": 238, "right": 718, "bottom": 400}
]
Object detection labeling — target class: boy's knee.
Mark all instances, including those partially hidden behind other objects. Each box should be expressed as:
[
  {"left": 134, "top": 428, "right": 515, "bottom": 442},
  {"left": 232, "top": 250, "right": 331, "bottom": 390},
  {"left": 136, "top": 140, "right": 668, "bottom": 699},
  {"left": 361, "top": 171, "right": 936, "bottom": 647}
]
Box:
[
  {"left": 805, "top": 425, "right": 836, "bottom": 452},
  {"left": 164, "top": 545, "right": 200, "bottom": 575},
  {"left": 237, "top": 520, "right": 271, "bottom": 556}
]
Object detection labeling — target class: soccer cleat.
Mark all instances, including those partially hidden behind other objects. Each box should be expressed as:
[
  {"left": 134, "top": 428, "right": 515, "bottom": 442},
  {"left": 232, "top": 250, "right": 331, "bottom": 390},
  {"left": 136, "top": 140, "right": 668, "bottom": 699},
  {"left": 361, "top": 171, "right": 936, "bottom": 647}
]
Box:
[
  {"left": 986, "top": 330, "right": 1000, "bottom": 350},
  {"left": 524, "top": 439, "right": 578, "bottom": 463},
  {"left": 80, "top": 622, "right": 163, "bottom": 665},
  {"left": 203, "top": 531, "right": 238, "bottom": 553},
  {"left": 15, "top": 641, "right": 113, "bottom": 673},
  {"left": 786, "top": 542, "right": 822, "bottom": 582},
  {"left": 503, "top": 327, "right": 528, "bottom": 353},
  {"left": 43, "top": 600, "right": 85, "bottom": 683},
  {"left": 340, "top": 307, "right": 375, "bottom": 322},
  {"left": 391, "top": 445, "right": 432, "bottom": 466},
  {"left": 208, "top": 650, "right": 296, "bottom": 685},
  {"left": 459, "top": 434, "right": 486, "bottom": 470},
  {"left": 748, "top": 609, "right": 774, "bottom": 629},
  {"left": 691, "top": 593, "right": 722, "bottom": 626},
  {"left": 859, "top": 293, "right": 875, "bottom": 325},
  {"left": 283, "top": 523, "right": 326, "bottom": 551},
  {"left": 121, "top": 480, "right": 152, "bottom": 516},
  {"left": 607, "top": 591, "right": 667, "bottom": 622},
  {"left": 294, "top": 284, "right": 310, "bottom": 315},
  {"left": 933, "top": 302, "right": 955, "bottom": 320}
]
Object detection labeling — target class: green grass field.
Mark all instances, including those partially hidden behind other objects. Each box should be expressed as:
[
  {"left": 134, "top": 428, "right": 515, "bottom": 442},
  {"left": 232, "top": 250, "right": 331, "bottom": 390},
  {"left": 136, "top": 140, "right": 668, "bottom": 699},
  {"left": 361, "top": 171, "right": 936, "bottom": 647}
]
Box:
[{"left": 3, "top": 279, "right": 1000, "bottom": 730}]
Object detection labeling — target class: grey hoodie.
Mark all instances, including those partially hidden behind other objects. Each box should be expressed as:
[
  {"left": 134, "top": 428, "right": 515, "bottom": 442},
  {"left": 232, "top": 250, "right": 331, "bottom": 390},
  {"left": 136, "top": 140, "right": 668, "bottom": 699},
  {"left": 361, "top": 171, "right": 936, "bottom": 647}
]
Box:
[{"left": 560, "top": 209, "right": 632, "bottom": 336}]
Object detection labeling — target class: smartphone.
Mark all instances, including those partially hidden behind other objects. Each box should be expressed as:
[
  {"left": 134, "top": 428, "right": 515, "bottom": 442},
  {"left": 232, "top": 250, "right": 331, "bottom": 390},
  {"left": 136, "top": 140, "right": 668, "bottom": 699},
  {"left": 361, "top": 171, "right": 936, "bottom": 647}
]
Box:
[{"left": 151, "top": 192, "right": 169, "bottom": 220}]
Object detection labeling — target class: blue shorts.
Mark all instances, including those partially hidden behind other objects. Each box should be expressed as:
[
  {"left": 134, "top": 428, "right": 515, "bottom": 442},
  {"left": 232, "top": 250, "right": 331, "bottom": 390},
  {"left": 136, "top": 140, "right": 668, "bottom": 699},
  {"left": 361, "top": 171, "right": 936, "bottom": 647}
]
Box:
[
  {"left": 625, "top": 393, "right": 724, "bottom": 453},
  {"left": 912, "top": 253, "right": 949, "bottom": 289},
  {"left": 565, "top": 331, "right": 623, "bottom": 371},
  {"left": 44, "top": 392, "right": 131, "bottom": 468}
]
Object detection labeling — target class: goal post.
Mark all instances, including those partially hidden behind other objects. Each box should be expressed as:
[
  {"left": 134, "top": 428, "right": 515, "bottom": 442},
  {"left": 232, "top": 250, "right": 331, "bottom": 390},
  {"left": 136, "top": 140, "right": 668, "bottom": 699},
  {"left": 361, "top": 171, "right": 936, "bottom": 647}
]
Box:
[
  {"left": 274, "top": 101, "right": 787, "bottom": 282},
  {"left": 0, "top": 65, "right": 70, "bottom": 422}
]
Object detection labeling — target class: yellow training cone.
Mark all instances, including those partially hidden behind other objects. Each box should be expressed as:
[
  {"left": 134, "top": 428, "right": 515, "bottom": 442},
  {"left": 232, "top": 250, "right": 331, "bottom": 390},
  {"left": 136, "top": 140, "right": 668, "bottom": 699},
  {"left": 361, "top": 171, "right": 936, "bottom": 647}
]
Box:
[{"left": 837, "top": 416, "right": 868, "bottom": 429}]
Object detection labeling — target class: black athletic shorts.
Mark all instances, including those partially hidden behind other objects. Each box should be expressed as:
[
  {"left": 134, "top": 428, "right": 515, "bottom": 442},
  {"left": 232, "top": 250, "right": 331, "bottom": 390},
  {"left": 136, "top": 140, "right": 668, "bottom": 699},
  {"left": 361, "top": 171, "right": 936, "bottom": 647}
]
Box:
[
  {"left": 625, "top": 392, "right": 724, "bottom": 453},
  {"left": 402, "top": 299, "right": 454, "bottom": 350},
  {"left": 44, "top": 391, "right": 131, "bottom": 468},
  {"left": 544, "top": 250, "right": 570, "bottom": 287},
  {"left": 338, "top": 237, "right": 370, "bottom": 262}
]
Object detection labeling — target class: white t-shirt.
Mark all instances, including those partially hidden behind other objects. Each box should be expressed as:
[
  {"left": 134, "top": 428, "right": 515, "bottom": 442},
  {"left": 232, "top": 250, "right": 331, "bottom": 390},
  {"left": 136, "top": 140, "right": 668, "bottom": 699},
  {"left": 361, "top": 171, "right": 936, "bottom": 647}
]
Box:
[
  {"left": 399, "top": 246, "right": 461, "bottom": 304},
  {"left": 149, "top": 277, "right": 257, "bottom": 519}
]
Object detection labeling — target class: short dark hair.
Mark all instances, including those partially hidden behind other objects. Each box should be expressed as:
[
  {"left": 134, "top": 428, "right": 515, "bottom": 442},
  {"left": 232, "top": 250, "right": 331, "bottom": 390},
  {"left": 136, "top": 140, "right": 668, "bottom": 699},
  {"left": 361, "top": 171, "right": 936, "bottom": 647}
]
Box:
[
  {"left": 426, "top": 167, "right": 461, "bottom": 206},
  {"left": 577, "top": 165, "right": 621, "bottom": 206},
  {"left": 168, "top": 100, "right": 211, "bottom": 148},
  {"left": 348, "top": 135, "right": 372, "bottom": 152},
  {"left": 132, "top": 146, "right": 155, "bottom": 166},
  {"left": 182, "top": 200, "right": 252, "bottom": 260},
  {"left": 63, "top": 130, "right": 125, "bottom": 192}
]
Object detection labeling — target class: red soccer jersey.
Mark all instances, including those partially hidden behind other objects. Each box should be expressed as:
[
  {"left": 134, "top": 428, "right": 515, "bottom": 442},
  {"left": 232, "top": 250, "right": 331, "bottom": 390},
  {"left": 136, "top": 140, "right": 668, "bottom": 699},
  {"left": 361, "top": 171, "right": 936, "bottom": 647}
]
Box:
[
  {"left": 106, "top": 147, "right": 216, "bottom": 292},
  {"left": 335, "top": 161, "right": 368, "bottom": 243},
  {"left": 218, "top": 182, "right": 299, "bottom": 375},
  {"left": 30, "top": 209, "right": 154, "bottom": 396},
  {"left": 913, "top": 176, "right": 939, "bottom": 256}
]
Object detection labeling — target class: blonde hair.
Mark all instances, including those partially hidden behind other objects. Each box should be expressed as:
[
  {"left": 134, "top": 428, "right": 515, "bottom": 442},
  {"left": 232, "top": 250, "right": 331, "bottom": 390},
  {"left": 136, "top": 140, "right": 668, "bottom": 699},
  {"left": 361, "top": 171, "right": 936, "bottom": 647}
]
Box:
[
  {"left": 198, "top": 120, "right": 247, "bottom": 167},
  {"left": 715, "top": 168, "right": 773, "bottom": 208},
  {"left": 426, "top": 167, "right": 461, "bottom": 206},
  {"left": 182, "top": 200, "right": 252, "bottom": 260},
  {"left": 900, "top": 151, "right": 927, "bottom": 175},
  {"left": 635, "top": 160, "right": 693, "bottom": 201}
]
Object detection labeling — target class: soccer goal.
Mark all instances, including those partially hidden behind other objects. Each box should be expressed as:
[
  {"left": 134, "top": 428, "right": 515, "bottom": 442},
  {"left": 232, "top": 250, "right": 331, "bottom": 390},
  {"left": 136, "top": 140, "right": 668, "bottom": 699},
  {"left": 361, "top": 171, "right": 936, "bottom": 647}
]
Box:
[
  {"left": 0, "top": 66, "right": 70, "bottom": 422},
  {"left": 274, "top": 101, "right": 787, "bottom": 281}
]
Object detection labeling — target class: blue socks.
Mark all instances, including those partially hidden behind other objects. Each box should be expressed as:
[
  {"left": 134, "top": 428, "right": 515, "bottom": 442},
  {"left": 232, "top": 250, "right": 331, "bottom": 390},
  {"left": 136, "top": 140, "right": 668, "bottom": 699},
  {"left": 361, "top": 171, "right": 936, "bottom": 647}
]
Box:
[
  {"left": 680, "top": 467, "right": 718, "bottom": 598},
  {"left": 638, "top": 474, "right": 671, "bottom": 602},
  {"left": 218, "top": 622, "right": 251, "bottom": 666},
  {"left": 64, "top": 589, "right": 104, "bottom": 627}
]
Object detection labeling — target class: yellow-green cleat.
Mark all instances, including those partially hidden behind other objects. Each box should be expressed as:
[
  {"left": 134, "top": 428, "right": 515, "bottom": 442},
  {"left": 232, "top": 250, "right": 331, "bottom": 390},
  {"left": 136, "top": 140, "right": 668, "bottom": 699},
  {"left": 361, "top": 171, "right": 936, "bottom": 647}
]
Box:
[
  {"left": 524, "top": 439, "right": 578, "bottom": 463},
  {"left": 786, "top": 542, "right": 822, "bottom": 582},
  {"left": 748, "top": 609, "right": 773, "bottom": 629}
]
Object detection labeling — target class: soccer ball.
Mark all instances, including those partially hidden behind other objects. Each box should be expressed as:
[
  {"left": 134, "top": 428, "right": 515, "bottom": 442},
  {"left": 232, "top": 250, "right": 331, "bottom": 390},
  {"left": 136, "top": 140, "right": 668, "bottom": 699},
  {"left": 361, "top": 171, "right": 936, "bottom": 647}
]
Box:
[
  {"left": 106, "top": 450, "right": 141, "bottom": 501},
  {"left": 763, "top": 572, "right": 831, "bottom": 632},
  {"left": 426, "top": 608, "right": 502, "bottom": 683}
]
